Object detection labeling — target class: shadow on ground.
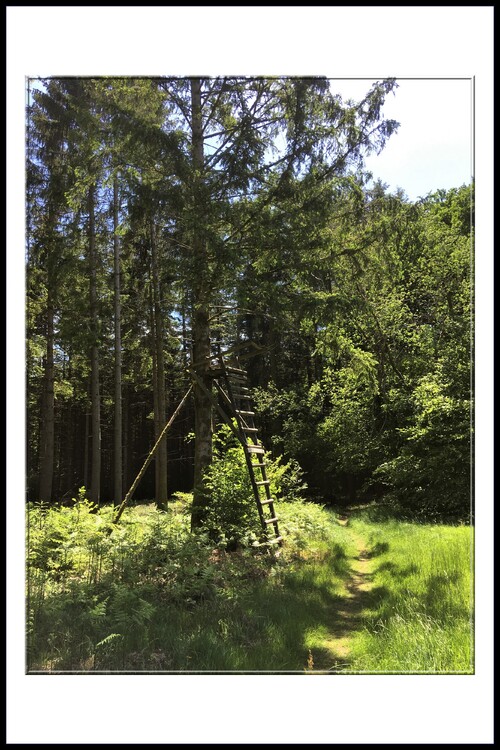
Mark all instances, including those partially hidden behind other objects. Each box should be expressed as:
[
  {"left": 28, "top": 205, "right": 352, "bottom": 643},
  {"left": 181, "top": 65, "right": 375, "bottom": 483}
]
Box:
[{"left": 309, "top": 582, "right": 390, "bottom": 673}]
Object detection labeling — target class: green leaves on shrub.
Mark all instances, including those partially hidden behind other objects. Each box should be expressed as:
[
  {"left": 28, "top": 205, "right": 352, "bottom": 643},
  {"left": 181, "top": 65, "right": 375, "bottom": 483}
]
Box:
[{"left": 202, "top": 423, "right": 308, "bottom": 546}]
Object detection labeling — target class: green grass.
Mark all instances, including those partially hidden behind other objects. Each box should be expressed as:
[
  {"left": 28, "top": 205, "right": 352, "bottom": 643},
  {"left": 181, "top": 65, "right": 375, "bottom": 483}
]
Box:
[
  {"left": 346, "top": 509, "right": 473, "bottom": 673},
  {"left": 26, "top": 496, "right": 473, "bottom": 673},
  {"left": 26, "top": 496, "right": 350, "bottom": 672}
]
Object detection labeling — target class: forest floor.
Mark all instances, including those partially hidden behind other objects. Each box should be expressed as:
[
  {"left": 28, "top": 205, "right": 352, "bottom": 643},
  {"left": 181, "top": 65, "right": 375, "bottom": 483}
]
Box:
[
  {"left": 27, "top": 500, "right": 472, "bottom": 673},
  {"left": 308, "top": 512, "right": 376, "bottom": 672}
]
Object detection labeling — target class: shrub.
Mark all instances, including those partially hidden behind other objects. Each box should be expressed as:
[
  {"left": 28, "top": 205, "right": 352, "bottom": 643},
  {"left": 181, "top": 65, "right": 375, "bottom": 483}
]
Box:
[
  {"left": 202, "top": 424, "right": 308, "bottom": 547},
  {"left": 203, "top": 425, "right": 260, "bottom": 547},
  {"left": 373, "top": 369, "right": 471, "bottom": 521}
]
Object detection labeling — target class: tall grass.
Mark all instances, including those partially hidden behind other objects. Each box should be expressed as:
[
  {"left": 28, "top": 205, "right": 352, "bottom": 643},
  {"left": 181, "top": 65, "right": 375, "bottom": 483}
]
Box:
[
  {"left": 347, "top": 510, "right": 473, "bottom": 673},
  {"left": 26, "top": 495, "right": 473, "bottom": 673},
  {"left": 26, "top": 495, "right": 350, "bottom": 672}
]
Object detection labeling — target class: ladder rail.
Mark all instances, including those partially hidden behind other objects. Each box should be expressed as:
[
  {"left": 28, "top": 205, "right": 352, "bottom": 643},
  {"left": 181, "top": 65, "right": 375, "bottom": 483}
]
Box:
[
  {"left": 189, "top": 345, "right": 282, "bottom": 547},
  {"left": 214, "top": 349, "right": 270, "bottom": 536},
  {"left": 215, "top": 347, "right": 281, "bottom": 545},
  {"left": 213, "top": 379, "right": 268, "bottom": 533}
]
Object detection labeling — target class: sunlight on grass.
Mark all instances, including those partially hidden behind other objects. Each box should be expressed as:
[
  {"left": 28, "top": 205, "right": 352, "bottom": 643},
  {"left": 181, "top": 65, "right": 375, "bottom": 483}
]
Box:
[
  {"left": 26, "top": 498, "right": 473, "bottom": 673},
  {"left": 347, "top": 511, "right": 473, "bottom": 673},
  {"left": 304, "top": 625, "right": 331, "bottom": 650}
]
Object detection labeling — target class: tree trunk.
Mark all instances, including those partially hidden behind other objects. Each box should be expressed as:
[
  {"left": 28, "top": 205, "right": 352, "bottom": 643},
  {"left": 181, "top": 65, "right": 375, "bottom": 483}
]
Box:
[
  {"left": 38, "top": 292, "right": 55, "bottom": 502},
  {"left": 88, "top": 184, "right": 101, "bottom": 505},
  {"left": 62, "top": 402, "right": 72, "bottom": 496},
  {"left": 150, "top": 217, "right": 168, "bottom": 509},
  {"left": 150, "top": 298, "right": 160, "bottom": 498},
  {"left": 113, "top": 177, "right": 123, "bottom": 505},
  {"left": 83, "top": 406, "right": 90, "bottom": 490},
  {"left": 122, "top": 384, "right": 130, "bottom": 494},
  {"left": 63, "top": 355, "right": 74, "bottom": 495},
  {"left": 190, "top": 78, "right": 213, "bottom": 530},
  {"left": 182, "top": 298, "right": 189, "bottom": 367}
]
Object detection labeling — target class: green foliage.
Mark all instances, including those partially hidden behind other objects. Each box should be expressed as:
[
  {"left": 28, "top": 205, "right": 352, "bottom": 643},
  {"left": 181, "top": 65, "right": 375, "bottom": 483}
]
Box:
[
  {"left": 347, "top": 512, "right": 473, "bottom": 673},
  {"left": 27, "top": 77, "right": 471, "bottom": 521},
  {"left": 27, "top": 498, "right": 471, "bottom": 674},
  {"left": 314, "top": 365, "right": 383, "bottom": 476},
  {"left": 26, "top": 81, "right": 473, "bottom": 682},
  {"left": 27, "top": 496, "right": 214, "bottom": 669},
  {"left": 249, "top": 183, "right": 471, "bottom": 516},
  {"left": 202, "top": 425, "right": 258, "bottom": 547},
  {"left": 266, "top": 454, "right": 308, "bottom": 504},
  {"left": 374, "top": 367, "right": 471, "bottom": 520},
  {"left": 202, "top": 424, "right": 308, "bottom": 547},
  {"left": 277, "top": 500, "right": 344, "bottom": 554},
  {"left": 27, "top": 493, "right": 352, "bottom": 671}
]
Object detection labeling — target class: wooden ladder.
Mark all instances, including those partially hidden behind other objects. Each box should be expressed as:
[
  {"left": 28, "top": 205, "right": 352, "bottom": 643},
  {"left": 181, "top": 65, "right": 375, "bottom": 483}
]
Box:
[{"left": 212, "top": 349, "right": 282, "bottom": 547}]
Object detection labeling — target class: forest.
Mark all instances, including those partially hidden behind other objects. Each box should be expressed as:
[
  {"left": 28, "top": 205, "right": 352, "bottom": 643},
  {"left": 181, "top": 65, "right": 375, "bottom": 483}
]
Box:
[{"left": 26, "top": 76, "right": 473, "bottom": 673}]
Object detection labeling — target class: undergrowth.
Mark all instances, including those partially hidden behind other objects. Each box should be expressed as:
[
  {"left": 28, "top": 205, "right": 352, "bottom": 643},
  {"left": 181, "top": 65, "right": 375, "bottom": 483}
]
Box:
[
  {"left": 26, "top": 482, "right": 473, "bottom": 674},
  {"left": 346, "top": 509, "right": 473, "bottom": 673},
  {"left": 27, "top": 487, "right": 347, "bottom": 672}
]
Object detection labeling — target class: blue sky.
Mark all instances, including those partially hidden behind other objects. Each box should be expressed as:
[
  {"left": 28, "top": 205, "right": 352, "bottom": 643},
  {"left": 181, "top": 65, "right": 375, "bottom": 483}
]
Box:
[{"left": 332, "top": 78, "right": 472, "bottom": 201}]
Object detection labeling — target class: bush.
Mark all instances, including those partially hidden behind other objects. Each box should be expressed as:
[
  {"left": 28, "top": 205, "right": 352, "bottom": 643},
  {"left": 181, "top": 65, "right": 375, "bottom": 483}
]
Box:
[
  {"left": 202, "top": 424, "right": 308, "bottom": 547},
  {"left": 203, "top": 425, "right": 261, "bottom": 547},
  {"left": 373, "top": 369, "right": 471, "bottom": 521},
  {"left": 26, "top": 494, "right": 220, "bottom": 669}
]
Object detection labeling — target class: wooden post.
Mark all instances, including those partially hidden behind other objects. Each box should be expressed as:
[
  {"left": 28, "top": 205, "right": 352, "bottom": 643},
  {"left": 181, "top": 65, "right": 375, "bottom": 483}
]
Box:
[{"left": 113, "top": 385, "right": 193, "bottom": 524}]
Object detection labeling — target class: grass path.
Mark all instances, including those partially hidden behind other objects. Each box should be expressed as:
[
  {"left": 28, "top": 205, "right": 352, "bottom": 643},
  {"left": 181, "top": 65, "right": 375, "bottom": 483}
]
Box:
[
  {"left": 309, "top": 510, "right": 473, "bottom": 674},
  {"left": 27, "top": 501, "right": 472, "bottom": 673},
  {"left": 310, "top": 514, "right": 375, "bottom": 672}
]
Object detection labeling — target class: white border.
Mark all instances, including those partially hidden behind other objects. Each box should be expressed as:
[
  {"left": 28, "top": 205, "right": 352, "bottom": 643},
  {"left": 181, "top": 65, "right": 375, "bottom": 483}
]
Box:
[{"left": 7, "top": 6, "right": 494, "bottom": 745}]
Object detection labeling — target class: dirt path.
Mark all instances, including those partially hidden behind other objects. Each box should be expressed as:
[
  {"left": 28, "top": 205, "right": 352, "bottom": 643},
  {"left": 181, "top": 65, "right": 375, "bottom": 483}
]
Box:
[{"left": 310, "top": 515, "right": 374, "bottom": 672}]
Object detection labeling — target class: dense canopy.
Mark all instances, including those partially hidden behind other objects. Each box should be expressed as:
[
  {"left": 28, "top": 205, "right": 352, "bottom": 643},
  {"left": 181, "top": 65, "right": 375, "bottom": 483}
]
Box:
[{"left": 27, "top": 76, "right": 472, "bottom": 523}]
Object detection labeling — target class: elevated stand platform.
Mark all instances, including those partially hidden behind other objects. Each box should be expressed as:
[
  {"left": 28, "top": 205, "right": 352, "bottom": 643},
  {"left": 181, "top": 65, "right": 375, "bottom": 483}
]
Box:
[{"left": 189, "top": 344, "right": 282, "bottom": 547}]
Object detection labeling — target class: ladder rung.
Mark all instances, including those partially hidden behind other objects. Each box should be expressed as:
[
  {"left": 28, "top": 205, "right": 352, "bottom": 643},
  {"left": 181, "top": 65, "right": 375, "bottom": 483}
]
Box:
[
  {"left": 252, "top": 462, "right": 267, "bottom": 468},
  {"left": 236, "top": 410, "right": 255, "bottom": 416},
  {"left": 246, "top": 445, "right": 265, "bottom": 454},
  {"left": 264, "top": 517, "right": 279, "bottom": 524},
  {"left": 255, "top": 480, "right": 270, "bottom": 486},
  {"left": 242, "top": 427, "right": 258, "bottom": 433},
  {"left": 260, "top": 497, "right": 274, "bottom": 505},
  {"left": 253, "top": 536, "right": 282, "bottom": 547},
  {"left": 226, "top": 366, "right": 247, "bottom": 375}
]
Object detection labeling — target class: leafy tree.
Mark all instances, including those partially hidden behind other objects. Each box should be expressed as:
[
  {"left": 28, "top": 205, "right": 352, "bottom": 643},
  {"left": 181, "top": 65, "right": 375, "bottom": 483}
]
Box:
[
  {"left": 173, "top": 77, "right": 399, "bottom": 526},
  {"left": 28, "top": 79, "right": 82, "bottom": 502},
  {"left": 27, "top": 77, "right": 471, "bottom": 525},
  {"left": 373, "top": 185, "right": 472, "bottom": 518}
]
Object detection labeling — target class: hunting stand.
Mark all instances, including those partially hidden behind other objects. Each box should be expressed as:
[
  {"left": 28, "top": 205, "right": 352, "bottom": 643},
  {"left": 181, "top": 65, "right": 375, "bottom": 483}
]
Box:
[
  {"left": 188, "top": 341, "right": 282, "bottom": 547},
  {"left": 114, "top": 339, "right": 282, "bottom": 547}
]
